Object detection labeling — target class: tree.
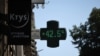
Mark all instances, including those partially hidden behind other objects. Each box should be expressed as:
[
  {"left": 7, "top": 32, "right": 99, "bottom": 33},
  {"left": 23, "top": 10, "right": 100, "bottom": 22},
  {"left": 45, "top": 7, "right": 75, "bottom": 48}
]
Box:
[{"left": 69, "top": 7, "right": 100, "bottom": 56}]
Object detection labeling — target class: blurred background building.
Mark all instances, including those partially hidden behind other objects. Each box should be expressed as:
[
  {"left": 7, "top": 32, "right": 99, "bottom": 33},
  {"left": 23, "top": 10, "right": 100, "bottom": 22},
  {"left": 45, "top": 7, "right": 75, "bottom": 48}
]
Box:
[{"left": 0, "top": 0, "right": 39, "bottom": 56}]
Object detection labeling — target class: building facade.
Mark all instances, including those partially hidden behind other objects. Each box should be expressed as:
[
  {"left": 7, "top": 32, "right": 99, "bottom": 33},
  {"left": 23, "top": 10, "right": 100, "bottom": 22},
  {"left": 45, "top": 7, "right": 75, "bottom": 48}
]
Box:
[{"left": 0, "top": 0, "right": 38, "bottom": 56}]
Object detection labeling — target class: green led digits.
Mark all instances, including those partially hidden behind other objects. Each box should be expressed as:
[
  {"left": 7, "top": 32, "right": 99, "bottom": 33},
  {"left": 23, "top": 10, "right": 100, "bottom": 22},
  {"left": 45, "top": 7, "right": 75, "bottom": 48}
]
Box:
[
  {"left": 57, "top": 30, "right": 65, "bottom": 37},
  {"left": 40, "top": 20, "right": 67, "bottom": 48},
  {"left": 42, "top": 29, "right": 65, "bottom": 38},
  {"left": 46, "top": 30, "right": 54, "bottom": 38},
  {"left": 57, "top": 30, "right": 61, "bottom": 37}
]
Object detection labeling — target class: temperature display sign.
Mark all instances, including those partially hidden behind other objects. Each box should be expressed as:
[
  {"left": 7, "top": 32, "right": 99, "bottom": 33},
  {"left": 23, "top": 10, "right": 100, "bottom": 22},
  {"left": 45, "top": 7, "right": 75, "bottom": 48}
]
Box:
[
  {"left": 40, "top": 20, "right": 67, "bottom": 48},
  {"left": 40, "top": 28, "right": 66, "bottom": 39}
]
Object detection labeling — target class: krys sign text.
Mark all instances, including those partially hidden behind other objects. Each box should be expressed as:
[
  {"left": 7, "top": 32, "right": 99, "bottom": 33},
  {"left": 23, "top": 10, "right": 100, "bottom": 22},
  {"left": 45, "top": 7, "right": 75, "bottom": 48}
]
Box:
[{"left": 10, "top": 13, "right": 29, "bottom": 28}]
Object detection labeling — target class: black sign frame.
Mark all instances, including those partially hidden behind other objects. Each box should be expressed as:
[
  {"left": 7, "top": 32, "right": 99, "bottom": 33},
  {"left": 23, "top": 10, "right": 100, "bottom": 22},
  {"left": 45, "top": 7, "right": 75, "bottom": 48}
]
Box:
[{"left": 8, "top": 0, "right": 31, "bottom": 45}]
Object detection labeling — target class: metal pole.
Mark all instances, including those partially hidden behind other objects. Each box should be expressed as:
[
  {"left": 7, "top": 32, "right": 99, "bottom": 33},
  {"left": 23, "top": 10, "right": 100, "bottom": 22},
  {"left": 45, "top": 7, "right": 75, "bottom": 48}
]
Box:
[{"left": 15, "top": 45, "right": 24, "bottom": 56}]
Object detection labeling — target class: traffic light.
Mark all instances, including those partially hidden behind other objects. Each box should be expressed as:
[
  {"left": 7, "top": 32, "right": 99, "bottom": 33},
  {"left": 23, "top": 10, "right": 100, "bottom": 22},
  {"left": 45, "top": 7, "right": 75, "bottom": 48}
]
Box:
[{"left": 40, "top": 20, "right": 67, "bottom": 48}]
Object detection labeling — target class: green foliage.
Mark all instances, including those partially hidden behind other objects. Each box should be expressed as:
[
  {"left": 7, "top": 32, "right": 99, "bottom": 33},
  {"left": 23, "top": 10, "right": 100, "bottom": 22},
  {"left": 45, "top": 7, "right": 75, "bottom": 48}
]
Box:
[{"left": 69, "top": 7, "right": 100, "bottom": 56}]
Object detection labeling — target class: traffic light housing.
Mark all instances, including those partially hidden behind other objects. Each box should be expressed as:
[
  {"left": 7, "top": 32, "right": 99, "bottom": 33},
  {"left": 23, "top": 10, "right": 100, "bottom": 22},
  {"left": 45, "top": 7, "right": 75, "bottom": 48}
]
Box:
[{"left": 40, "top": 20, "right": 67, "bottom": 48}]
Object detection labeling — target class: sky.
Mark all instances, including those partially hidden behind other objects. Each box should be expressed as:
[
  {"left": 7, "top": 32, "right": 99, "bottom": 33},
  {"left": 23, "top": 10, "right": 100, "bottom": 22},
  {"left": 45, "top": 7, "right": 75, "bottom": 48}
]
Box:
[{"left": 33, "top": 0, "right": 100, "bottom": 56}]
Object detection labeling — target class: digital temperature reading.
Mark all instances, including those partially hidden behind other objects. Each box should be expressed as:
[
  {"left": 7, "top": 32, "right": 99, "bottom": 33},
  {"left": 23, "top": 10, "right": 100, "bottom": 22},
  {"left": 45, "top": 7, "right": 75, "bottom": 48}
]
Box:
[
  {"left": 40, "top": 20, "right": 67, "bottom": 48},
  {"left": 45, "top": 30, "right": 64, "bottom": 38},
  {"left": 41, "top": 29, "right": 66, "bottom": 39}
]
